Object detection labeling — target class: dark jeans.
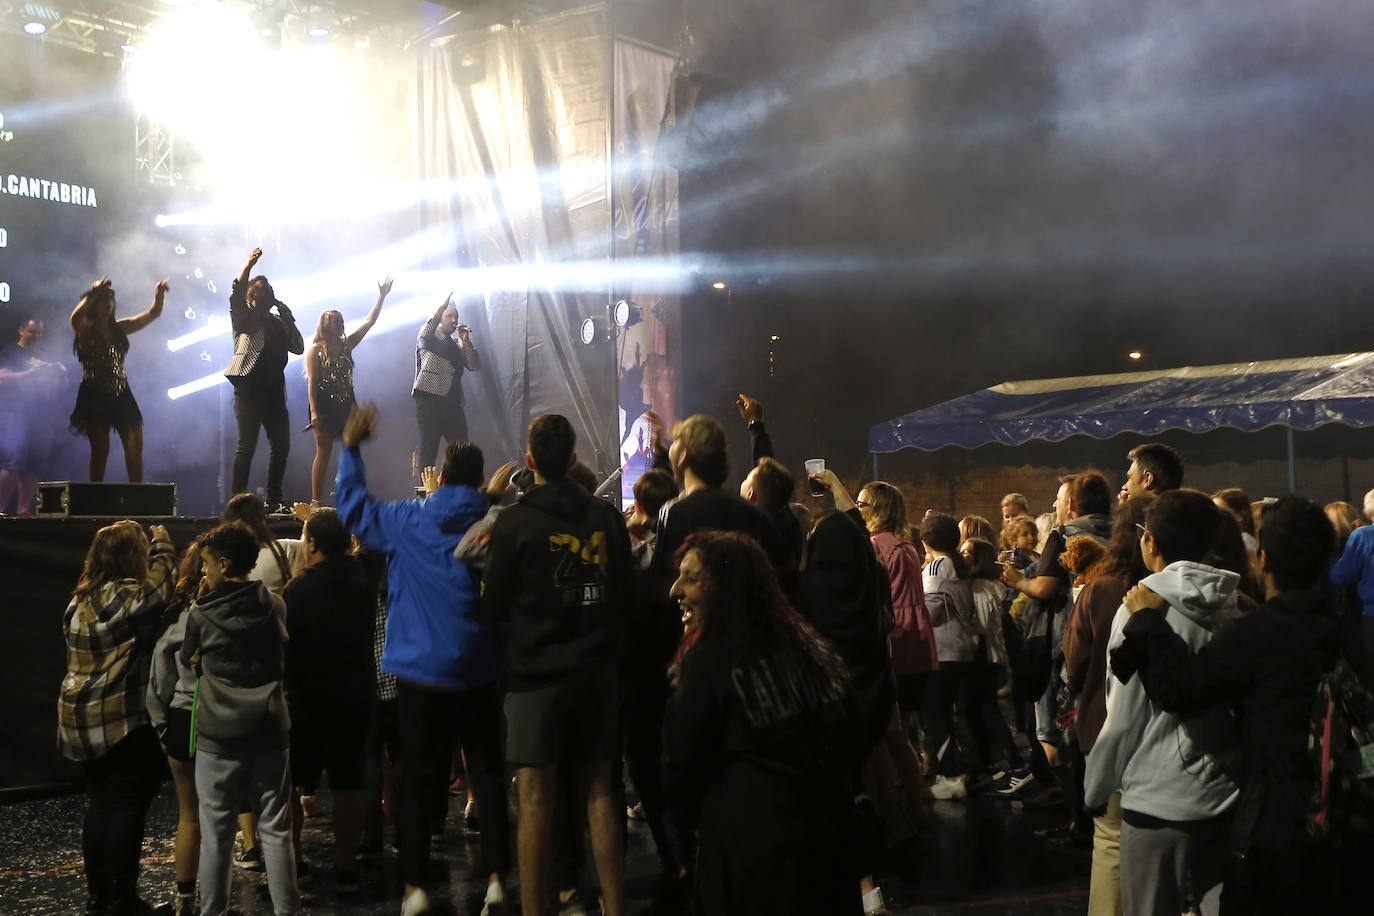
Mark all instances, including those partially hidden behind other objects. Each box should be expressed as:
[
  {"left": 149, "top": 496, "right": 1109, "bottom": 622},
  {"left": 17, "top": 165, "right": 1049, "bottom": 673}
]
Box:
[
  {"left": 413, "top": 391, "right": 467, "bottom": 470},
  {"left": 396, "top": 680, "right": 508, "bottom": 885},
  {"left": 232, "top": 388, "right": 291, "bottom": 504},
  {"left": 81, "top": 725, "right": 166, "bottom": 904}
]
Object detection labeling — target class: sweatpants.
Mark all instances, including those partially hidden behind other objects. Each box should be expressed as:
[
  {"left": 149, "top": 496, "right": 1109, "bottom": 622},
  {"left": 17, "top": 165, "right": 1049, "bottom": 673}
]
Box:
[
  {"left": 195, "top": 744, "right": 298, "bottom": 916},
  {"left": 1119, "top": 814, "right": 1228, "bottom": 916}
]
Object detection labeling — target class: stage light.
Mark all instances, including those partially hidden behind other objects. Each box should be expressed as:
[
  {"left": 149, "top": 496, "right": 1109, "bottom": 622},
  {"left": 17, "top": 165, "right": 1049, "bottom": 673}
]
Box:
[
  {"left": 711, "top": 281, "right": 727, "bottom": 290},
  {"left": 173, "top": 243, "right": 186, "bottom": 255},
  {"left": 183, "top": 306, "right": 196, "bottom": 320},
  {"left": 307, "top": 26, "right": 330, "bottom": 39},
  {"left": 121, "top": 40, "right": 137, "bottom": 56},
  {"left": 193, "top": 267, "right": 203, "bottom": 279},
  {"left": 612, "top": 299, "right": 641, "bottom": 329},
  {"left": 199, "top": 350, "right": 211, "bottom": 361},
  {"left": 770, "top": 335, "right": 781, "bottom": 341},
  {"left": 23, "top": 21, "right": 47, "bottom": 35},
  {"left": 206, "top": 280, "right": 217, "bottom": 293},
  {"left": 1128, "top": 350, "right": 1143, "bottom": 360},
  {"left": 580, "top": 316, "right": 608, "bottom": 346}
]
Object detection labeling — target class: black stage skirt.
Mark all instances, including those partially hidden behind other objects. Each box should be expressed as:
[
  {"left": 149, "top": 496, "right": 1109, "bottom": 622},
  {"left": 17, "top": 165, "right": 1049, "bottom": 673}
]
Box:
[
  {"left": 70, "top": 381, "right": 143, "bottom": 438},
  {"left": 313, "top": 396, "right": 355, "bottom": 439}
]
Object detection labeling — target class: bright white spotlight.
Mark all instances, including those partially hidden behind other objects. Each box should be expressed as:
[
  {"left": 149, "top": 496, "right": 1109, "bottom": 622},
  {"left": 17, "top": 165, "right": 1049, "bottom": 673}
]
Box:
[
  {"left": 307, "top": 26, "right": 330, "bottom": 38},
  {"left": 1128, "top": 350, "right": 1143, "bottom": 360},
  {"left": 183, "top": 306, "right": 196, "bottom": 319},
  {"left": 711, "top": 281, "right": 727, "bottom": 290},
  {"left": 612, "top": 299, "right": 641, "bottom": 328},
  {"left": 23, "top": 21, "right": 47, "bottom": 35},
  {"left": 173, "top": 243, "right": 186, "bottom": 255}
]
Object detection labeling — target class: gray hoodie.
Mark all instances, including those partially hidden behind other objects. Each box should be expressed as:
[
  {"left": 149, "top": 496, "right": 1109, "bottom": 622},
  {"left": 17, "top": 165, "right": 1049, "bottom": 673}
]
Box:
[
  {"left": 180, "top": 580, "right": 290, "bottom": 755},
  {"left": 1084, "top": 560, "right": 1241, "bottom": 821},
  {"left": 146, "top": 609, "right": 197, "bottom": 735}
]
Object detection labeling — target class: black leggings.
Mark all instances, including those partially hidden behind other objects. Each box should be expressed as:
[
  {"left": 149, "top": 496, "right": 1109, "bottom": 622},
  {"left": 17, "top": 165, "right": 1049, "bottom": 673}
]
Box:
[
  {"left": 921, "top": 661, "right": 971, "bottom": 777},
  {"left": 964, "top": 662, "right": 1023, "bottom": 770},
  {"left": 81, "top": 725, "right": 165, "bottom": 903}
]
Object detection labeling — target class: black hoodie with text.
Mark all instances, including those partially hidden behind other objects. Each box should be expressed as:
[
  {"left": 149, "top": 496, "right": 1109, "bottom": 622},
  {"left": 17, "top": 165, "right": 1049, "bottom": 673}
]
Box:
[{"left": 483, "top": 478, "right": 633, "bottom": 691}]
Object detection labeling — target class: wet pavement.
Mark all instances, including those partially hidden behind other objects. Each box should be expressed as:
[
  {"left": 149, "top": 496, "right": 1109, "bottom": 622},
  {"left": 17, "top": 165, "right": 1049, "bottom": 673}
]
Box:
[{"left": 0, "top": 783, "right": 1089, "bottom": 914}]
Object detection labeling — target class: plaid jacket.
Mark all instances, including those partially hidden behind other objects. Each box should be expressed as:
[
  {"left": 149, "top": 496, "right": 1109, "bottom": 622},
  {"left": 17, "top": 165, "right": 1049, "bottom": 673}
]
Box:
[{"left": 57, "top": 538, "right": 176, "bottom": 761}]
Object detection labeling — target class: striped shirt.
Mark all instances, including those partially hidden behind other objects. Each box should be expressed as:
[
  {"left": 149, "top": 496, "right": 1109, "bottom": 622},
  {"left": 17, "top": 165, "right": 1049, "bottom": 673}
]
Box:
[{"left": 56, "top": 539, "right": 175, "bottom": 761}]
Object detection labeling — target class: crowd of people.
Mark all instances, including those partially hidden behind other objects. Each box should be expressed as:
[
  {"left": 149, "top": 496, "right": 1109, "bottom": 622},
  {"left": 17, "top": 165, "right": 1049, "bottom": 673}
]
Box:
[{"left": 50, "top": 379, "right": 1374, "bottom": 915}]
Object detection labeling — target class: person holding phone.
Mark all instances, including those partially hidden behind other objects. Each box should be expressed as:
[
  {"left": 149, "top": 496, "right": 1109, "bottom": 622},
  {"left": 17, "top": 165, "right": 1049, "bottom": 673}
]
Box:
[{"left": 412, "top": 293, "right": 480, "bottom": 473}]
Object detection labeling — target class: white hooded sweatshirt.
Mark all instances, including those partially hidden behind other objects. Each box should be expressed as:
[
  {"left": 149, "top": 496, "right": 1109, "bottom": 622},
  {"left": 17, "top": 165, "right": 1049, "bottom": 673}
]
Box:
[{"left": 1084, "top": 560, "right": 1242, "bottom": 821}]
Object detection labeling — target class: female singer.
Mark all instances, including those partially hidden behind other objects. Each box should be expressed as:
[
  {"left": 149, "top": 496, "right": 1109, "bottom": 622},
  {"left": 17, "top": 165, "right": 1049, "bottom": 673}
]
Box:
[
  {"left": 69, "top": 277, "right": 167, "bottom": 482},
  {"left": 304, "top": 277, "right": 389, "bottom": 505}
]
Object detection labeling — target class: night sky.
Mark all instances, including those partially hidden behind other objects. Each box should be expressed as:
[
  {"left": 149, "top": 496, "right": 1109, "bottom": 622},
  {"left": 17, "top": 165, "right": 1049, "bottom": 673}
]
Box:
[{"left": 661, "top": 0, "right": 1374, "bottom": 471}]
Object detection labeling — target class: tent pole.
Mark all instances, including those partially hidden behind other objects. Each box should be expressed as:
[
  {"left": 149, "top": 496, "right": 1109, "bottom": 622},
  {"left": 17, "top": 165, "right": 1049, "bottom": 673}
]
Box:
[
  {"left": 872, "top": 453, "right": 878, "bottom": 480},
  {"left": 1287, "top": 427, "right": 1296, "bottom": 493}
]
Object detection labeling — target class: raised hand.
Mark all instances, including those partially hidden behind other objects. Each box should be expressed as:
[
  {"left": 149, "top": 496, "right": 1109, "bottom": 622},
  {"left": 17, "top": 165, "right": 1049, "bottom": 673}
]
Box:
[
  {"left": 149, "top": 524, "right": 171, "bottom": 544},
  {"left": 246, "top": 247, "right": 263, "bottom": 269},
  {"left": 421, "top": 466, "right": 441, "bottom": 495},
  {"left": 378, "top": 276, "right": 394, "bottom": 298},
  {"left": 736, "top": 393, "right": 763, "bottom": 423},
  {"left": 342, "top": 402, "right": 379, "bottom": 448}
]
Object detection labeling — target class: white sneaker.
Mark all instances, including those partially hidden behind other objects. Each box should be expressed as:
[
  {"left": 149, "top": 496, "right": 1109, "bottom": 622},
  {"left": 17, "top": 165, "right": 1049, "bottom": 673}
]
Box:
[
  {"left": 480, "top": 880, "right": 507, "bottom": 916},
  {"left": 929, "top": 774, "right": 967, "bottom": 800},
  {"left": 401, "top": 887, "right": 431, "bottom": 916}
]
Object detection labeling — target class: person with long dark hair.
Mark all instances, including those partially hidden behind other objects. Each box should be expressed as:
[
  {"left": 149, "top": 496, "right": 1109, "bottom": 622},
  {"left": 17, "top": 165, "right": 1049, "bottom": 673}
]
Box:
[
  {"left": 959, "top": 537, "right": 1025, "bottom": 784},
  {"left": 663, "top": 530, "right": 859, "bottom": 915},
  {"left": 69, "top": 277, "right": 168, "bottom": 482},
  {"left": 57, "top": 520, "right": 176, "bottom": 914},
  {"left": 303, "top": 278, "right": 390, "bottom": 506},
  {"left": 222, "top": 492, "right": 300, "bottom": 597}
]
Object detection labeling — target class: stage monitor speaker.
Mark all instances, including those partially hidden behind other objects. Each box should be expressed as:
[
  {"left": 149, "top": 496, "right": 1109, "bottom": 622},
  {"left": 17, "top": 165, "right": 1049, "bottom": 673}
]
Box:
[{"left": 38, "top": 482, "right": 178, "bottom": 518}]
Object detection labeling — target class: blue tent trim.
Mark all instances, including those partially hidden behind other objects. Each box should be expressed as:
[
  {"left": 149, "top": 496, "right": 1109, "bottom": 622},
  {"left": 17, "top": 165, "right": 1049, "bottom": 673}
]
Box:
[{"left": 870, "top": 352, "right": 1374, "bottom": 454}]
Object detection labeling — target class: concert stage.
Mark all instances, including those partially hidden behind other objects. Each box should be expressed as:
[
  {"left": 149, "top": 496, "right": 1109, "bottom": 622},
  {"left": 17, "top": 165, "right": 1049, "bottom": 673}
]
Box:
[{"left": 0, "top": 515, "right": 305, "bottom": 794}]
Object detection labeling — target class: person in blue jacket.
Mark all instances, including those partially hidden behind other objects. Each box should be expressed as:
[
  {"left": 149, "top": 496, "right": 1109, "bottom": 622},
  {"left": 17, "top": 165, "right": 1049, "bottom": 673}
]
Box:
[{"left": 336, "top": 402, "right": 508, "bottom": 916}]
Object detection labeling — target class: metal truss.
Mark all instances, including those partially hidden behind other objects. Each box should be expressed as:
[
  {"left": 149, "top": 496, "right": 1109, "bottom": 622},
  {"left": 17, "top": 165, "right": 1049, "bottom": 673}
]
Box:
[{"left": 134, "top": 109, "right": 175, "bottom": 186}]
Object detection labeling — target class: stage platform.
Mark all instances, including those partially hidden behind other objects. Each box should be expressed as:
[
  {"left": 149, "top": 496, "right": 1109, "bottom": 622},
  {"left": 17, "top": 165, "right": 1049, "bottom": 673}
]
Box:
[{"left": 0, "top": 515, "right": 305, "bottom": 793}]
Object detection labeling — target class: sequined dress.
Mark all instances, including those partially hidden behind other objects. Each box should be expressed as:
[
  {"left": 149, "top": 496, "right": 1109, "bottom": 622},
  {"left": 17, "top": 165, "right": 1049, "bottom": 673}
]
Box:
[
  {"left": 70, "top": 325, "right": 143, "bottom": 436},
  {"left": 312, "top": 345, "right": 356, "bottom": 437}
]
